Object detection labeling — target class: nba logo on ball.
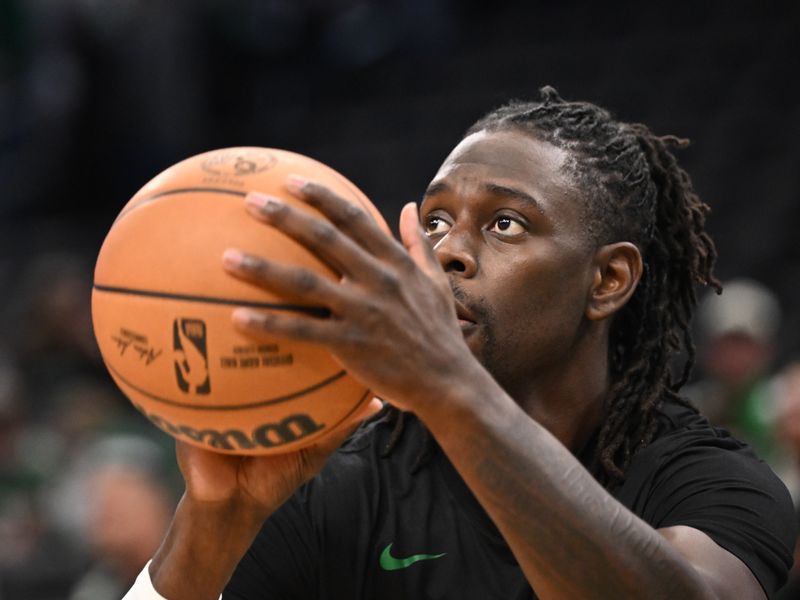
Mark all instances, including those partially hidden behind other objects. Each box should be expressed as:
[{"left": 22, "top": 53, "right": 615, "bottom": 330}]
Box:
[
  {"left": 91, "top": 147, "right": 390, "bottom": 455},
  {"left": 173, "top": 318, "right": 211, "bottom": 395}
]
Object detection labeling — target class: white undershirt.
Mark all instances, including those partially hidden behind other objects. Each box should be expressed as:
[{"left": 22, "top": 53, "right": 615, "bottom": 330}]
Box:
[{"left": 122, "top": 561, "right": 222, "bottom": 600}]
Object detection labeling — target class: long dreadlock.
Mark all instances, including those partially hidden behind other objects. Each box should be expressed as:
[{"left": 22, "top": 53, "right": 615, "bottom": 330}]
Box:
[{"left": 376, "top": 86, "right": 720, "bottom": 488}]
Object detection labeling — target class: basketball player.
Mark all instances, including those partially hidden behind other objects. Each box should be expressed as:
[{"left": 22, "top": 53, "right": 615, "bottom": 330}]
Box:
[{"left": 125, "top": 88, "right": 795, "bottom": 599}]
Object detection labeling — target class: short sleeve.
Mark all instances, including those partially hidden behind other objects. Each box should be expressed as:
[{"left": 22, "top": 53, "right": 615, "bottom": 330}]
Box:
[
  {"left": 627, "top": 438, "right": 796, "bottom": 597},
  {"left": 224, "top": 488, "right": 319, "bottom": 600}
]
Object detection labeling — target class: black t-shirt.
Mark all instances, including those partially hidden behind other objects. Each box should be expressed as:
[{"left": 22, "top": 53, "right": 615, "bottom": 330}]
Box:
[{"left": 225, "top": 400, "right": 796, "bottom": 599}]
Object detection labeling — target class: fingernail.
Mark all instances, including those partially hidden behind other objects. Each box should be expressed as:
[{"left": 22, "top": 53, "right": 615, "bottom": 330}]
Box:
[
  {"left": 222, "top": 248, "right": 245, "bottom": 268},
  {"left": 286, "top": 174, "right": 308, "bottom": 195},
  {"left": 246, "top": 192, "right": 282, "bottom": 212}
]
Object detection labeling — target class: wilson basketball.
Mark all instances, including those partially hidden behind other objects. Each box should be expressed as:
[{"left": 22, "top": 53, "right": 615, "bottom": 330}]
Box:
[{"left": 91, "top": 147, "right": 388, "bottom": 455}]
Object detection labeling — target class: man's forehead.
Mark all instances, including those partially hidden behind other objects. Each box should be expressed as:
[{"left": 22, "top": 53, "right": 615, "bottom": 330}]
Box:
[
  {"left": 440, "top": 129, "right": 570, "bottom": 179},
  {"left": 431, "top": 129, "right": 578, "bottom": 209}
]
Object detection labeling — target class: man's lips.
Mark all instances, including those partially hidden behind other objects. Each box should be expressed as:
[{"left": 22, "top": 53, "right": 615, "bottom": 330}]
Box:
[{"left": 454, "top": 300, "right": 477, "bottom": 326}]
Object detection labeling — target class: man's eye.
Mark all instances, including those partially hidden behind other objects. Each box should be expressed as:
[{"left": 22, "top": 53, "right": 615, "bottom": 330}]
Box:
[
  {"left": 488, "top": 216, "right": 525, "bottom": 236},
  {"left": 424, "top": 216, "right": 451, "bottom": 236}
]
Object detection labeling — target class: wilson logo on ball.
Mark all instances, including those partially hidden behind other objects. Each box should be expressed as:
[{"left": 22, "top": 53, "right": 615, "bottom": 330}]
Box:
[
  {"left": 173, "top": 318, "right": 211, "bottom": 395},
  {"left": 135, "top": 404, "right": 325, "bottom": 451}
]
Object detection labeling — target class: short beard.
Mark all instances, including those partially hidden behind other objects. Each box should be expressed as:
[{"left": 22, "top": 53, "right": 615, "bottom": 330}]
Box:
[{"left": 450, "top": 284, "right": 499, "bottom": 375}]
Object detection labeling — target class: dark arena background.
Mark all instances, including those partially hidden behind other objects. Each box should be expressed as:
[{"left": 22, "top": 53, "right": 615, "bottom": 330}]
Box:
[{"left": 1, "top": 1, "right": 799, "bottom": 598}]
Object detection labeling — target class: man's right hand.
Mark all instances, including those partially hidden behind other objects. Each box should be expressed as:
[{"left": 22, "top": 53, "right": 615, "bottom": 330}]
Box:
[
  {"left": 147, "top": 398, "right": 382, "bottom": 600},
  {"left": 177, "top": 430, "right": 339, "bottom": 516}
]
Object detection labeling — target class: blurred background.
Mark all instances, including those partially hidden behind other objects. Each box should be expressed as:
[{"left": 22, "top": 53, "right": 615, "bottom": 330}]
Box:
[{"left": 1, "top": 0, "right": 799, "bottom": 597}]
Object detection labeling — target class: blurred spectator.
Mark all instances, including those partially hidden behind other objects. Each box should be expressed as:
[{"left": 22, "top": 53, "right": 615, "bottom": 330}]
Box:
[
  {"left": 0, "top": 491, "right": 82, "bottom": 599},
  {"left": 688, "top": 279, "right": 782, "bottom": 458},
  {"left": 67, "top": 436, "right": 174, "bottom": 600},
  {"left": 0, "top": 248, "right": 177, "bottom": 596},
  {"left": 687, "top": 280, "right": 800, "bottom": 501},
  {"left": 38, "top": 380, "right": 145, "bottom": 541},
  {"left": 688, "top": 279, "right": 800, "bottom": 511}
]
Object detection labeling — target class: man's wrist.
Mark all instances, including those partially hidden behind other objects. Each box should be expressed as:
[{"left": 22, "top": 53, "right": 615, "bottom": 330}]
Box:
[
  {"left": 149, "top": 493, "right": 269, "bottom": 600},
  {"left": 415, "top": 359, "right": 512, "bottom": 434}
]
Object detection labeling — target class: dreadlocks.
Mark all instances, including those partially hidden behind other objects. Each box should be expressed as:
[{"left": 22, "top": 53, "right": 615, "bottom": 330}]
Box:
[{"left": 377, "top": 86, "right": 720, "bottom": 488}]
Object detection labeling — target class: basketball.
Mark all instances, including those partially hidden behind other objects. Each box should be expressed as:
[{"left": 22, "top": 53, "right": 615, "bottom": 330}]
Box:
[{"left": 91, "top": 147, "right": 388, "bottom": 455}]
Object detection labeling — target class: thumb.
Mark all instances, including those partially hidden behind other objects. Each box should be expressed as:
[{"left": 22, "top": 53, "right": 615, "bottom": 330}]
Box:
[{"left": 399, "top": 202, "right": 439, "bottom": 276}]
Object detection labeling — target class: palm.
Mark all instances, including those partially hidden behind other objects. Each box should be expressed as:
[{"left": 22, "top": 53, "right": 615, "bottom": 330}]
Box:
[
  {"left": 176, "top": 442, "right": 317, "bottom": 511},
  {"left": 173, "top": 399, "right": 381, "bottom": 513}
]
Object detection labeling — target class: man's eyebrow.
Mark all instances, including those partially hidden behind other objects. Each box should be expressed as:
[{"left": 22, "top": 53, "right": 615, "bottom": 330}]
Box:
[
  {"left": 423, "top": 181, "right": 449, "bottom": 198},
  {"left": 483, "top": 183, "right": 545, "bottom": 216},
  {"left": 422, "top": 181, "right": 546, "bottom": 217}
]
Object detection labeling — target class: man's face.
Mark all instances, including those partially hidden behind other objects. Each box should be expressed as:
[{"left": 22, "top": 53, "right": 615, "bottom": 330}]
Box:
[{"left": 420, "top": 128, "right": 597, "bottom": 396}]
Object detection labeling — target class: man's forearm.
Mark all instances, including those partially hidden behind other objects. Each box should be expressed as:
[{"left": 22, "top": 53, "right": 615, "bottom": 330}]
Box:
[
  {"left": 419, "top": 370, "right": 716, "bottom": 600},
  {"left": 149, "top": 494, "right": 268, "bottom": 600}
]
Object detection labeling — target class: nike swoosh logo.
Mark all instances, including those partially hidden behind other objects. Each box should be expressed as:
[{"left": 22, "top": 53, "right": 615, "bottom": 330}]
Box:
[{"left": 379, "top": 543, "right": 446, "bottom": 571}]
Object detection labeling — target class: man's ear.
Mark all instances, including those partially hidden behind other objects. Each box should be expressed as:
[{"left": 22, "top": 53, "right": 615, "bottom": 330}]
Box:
[{"left": 586, "top": 242, "right": 643, "bottom": 321}]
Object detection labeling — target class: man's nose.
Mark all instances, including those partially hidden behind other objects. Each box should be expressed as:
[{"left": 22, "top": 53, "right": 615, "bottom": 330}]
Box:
[{"left": 433, "top": 229, "right": 478, "bottom": 278}]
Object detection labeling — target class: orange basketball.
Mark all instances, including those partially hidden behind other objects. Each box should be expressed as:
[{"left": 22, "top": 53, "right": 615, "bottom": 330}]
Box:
[{"left": 91, "top": 147, "right": 388, "bottom": 455}]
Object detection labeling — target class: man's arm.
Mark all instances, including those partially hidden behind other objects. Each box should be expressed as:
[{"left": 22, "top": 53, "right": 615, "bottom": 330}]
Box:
[
  {"left": 135, "top": 401, "right": 379, "bottom": 600},
  {"left": 148, "top": 494, "right": 266, "bottom": 600},
  {"left": 417, "top": 366, "right": 765, "bottom": 599}
]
